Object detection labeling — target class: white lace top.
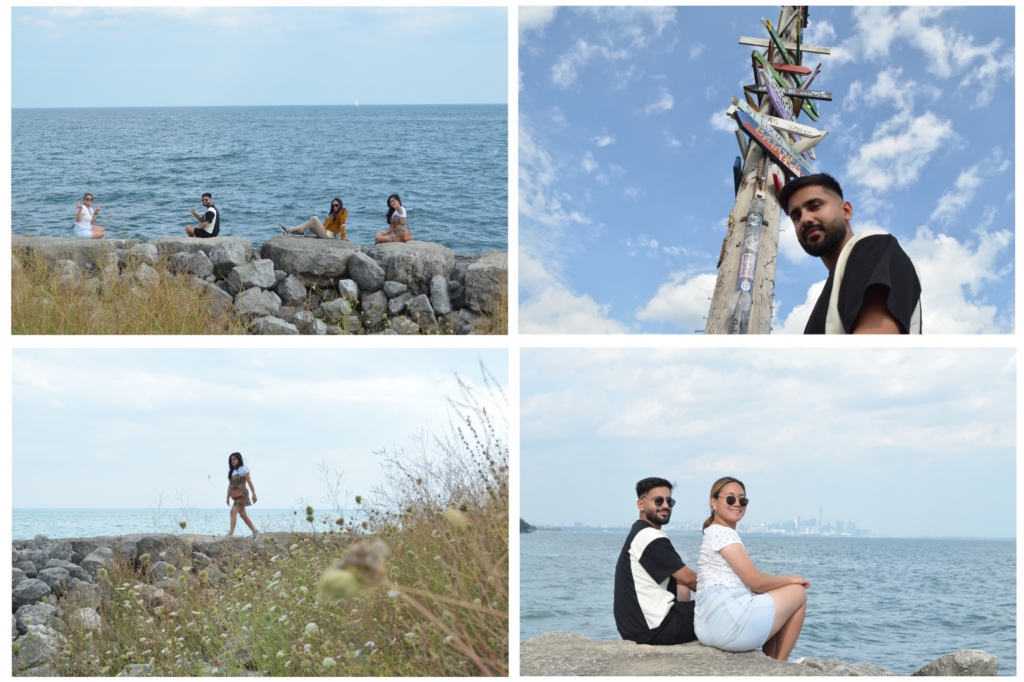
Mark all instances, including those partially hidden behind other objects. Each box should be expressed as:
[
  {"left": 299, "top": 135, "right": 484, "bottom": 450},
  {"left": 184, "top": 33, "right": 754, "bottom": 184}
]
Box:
[{"left": 696, "top": 524, "right": 749, "bottom": 594}]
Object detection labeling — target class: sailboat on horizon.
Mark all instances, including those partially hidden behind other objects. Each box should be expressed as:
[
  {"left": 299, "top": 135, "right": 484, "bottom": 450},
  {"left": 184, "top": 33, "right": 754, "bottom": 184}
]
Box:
[{"left": 355, "top": 100, "right": 359, "bottom": 107}]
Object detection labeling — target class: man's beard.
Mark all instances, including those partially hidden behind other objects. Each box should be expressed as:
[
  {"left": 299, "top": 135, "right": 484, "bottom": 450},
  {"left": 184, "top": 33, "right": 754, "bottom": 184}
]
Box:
[
  {"left": 645, "top": 507, "right": 671, "bottom": 525},
  {"left": 799, "top": 214, "right": 847, "bottom": 257}
]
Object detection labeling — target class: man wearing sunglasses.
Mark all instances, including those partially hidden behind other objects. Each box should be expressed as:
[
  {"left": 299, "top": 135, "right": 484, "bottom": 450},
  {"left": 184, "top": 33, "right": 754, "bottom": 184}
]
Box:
[
  {"left": 186, "top": 193, "right": 221, "bottom": 238},
  {"left": 614, "top": 477, "right": 699, "bottom": 646}
]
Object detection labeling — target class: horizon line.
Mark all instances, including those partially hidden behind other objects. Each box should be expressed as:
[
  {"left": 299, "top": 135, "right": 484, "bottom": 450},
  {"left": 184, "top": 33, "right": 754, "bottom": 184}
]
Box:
[{"left": 12, "top": 102, "right": 507, "bottom": 110}]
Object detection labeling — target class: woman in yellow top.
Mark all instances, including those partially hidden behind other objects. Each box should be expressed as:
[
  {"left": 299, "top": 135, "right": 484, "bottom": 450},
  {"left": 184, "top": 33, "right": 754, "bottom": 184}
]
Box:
[{"left": 278, "top": 198, "right": 349, "bottom": 240}]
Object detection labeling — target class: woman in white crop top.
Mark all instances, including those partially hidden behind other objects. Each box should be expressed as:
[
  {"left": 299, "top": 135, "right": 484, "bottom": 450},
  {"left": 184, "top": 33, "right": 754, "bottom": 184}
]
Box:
[
  {"left": 375, "top": 194, "right": 412, "bottom": 244},
  {"left": 694, "top": 477, "right": 808, "bottom": 661}
]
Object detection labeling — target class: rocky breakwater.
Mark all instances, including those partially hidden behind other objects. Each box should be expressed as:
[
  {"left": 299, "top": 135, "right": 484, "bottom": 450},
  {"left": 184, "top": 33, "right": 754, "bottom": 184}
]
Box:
[
  {"left": 521, "top": 632, "right": 999, "bottom": 677},
  {"left": 11, "top": 532, "right": 348, "bottom": 676},
  {"left": 12, "top": 235, "right": 508, "bottom": 335}
]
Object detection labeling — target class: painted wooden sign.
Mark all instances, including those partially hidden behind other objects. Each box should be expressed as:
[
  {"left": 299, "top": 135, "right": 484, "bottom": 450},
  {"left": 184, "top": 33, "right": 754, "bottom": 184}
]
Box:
[
  {"left": 770, "top": 63, "right": 812, "bottom": 75},
  {"left": 762, "top": 77, "right": 814, "bottom": 162},
  {"left": 752, "top": 50, "right": 819, "bottom": 120},
  {"left": 728, "top": 98, "right": 828, "bottom": 153},
  {"left": 739, "top": 36, "right": 830, "bottom": 55},
  {"left": 731, "top": 107, "right": 811, "bottom": 177},
  {"left": 744, "top": 84, "right": 832, "bottom": 101}
]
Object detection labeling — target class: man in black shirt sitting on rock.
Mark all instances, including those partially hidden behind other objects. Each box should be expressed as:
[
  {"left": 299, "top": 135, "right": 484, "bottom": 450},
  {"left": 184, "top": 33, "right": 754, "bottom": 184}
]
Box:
[
  {"left": 614, "top": 477, "right": 698, "bottom": 646},
  {"left": 186, "top": 192, "right": 221, "bottom": 239},
  {"left": 778, "top": 173, "right": 922, "bottom": 334}
]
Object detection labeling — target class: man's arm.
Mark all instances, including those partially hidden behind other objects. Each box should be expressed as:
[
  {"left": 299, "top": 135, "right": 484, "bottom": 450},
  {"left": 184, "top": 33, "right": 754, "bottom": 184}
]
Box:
[
  {"left": 852, "top": 284, "right": 902, "bottom": 334},
  {"left": 671, "top": 565, "right": 697, "bottom": 592}
]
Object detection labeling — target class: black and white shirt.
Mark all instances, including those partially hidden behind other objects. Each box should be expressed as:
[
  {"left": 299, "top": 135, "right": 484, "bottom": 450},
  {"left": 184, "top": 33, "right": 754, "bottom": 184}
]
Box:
[
  {"left": 200, "top": 205, "right": 220, "bottom": 236},
  {"left": 804, "top": 232, "right": 922, "bottom": 334},
  {"left": 614, "top": 520, "right": 685, "bottom": 642}
]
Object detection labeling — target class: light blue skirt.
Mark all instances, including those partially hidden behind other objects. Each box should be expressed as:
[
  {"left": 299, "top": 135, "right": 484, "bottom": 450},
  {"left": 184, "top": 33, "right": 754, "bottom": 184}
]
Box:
[{"left": 694, "top": 585, "right": 775, "bottom": 652}]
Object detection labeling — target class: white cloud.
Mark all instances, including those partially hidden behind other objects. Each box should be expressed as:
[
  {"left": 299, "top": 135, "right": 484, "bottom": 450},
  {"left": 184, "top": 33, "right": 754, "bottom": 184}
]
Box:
[
  {"left": 778, "top": 215, "right": 811, "bottom": 264},
  {"left": 635, "top": 272, "right": 717, "bottom": 330},
  {"left": 644, "top": 87, "right": 673, "bottom": 115},
  {"left": 581, "top": 151, "right": 598, "bottom": 173},
  {"left": 518, "top": 6, "right": 558, "bottom": 46},
  {"left": 593, "top": 134, "right": 615, "bottom": 147},
  {"left": 929, "top": 148, "right": 1011, "bottom": 226},
  {"left": 775, "top": 280, "right": 827, "bottom": 334},
  {"left": 845, "top": 67, "right": 941, "bottom": 115},
  {"left": 664, "top": 133, "right": 681, "bottom": 148},
  {"left": 846, "top": 111, "right": 955, "bottom": 192},
  {"left": 689, "top": 43, "right": 705, "bottom": 60},
  {"left": 577, "top": 6, "right": 676, "bottom": 49},
  {"left": 550, "top": 39, "right": 631, "bottom": 89},
  {"left": 520, "top": 250, "right": 629, "bottom": 333},
  {"left": 709, "top": 107, "right": 737, "bottom": 133}
]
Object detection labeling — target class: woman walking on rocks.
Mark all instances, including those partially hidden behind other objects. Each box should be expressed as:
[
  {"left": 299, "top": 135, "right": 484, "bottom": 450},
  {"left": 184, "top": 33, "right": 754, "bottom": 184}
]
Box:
[
  {"left": 278, "top": 198, "right": 350, "bottom": 240},
  {"left": 226, "top": 452, "right": 259, "bottom": 540},
  {"left": 694, "top": 477, "right": 808, "bottom": 661},
  {"left": 375, "top": 194, "right": 412, "bottom": 244}
]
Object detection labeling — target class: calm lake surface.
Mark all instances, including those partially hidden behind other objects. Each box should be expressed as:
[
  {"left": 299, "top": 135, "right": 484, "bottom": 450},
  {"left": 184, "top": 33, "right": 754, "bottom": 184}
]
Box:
[
  {"left": 12, "top": 104, "right": 507, "bottom": 253},
  {"left": 521, "top": 531, "right": 1016, "bottom": 675}
]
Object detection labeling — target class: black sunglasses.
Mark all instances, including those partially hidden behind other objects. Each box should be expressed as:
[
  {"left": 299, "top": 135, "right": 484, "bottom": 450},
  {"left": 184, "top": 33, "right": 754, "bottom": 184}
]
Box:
[
  {"left": 719, "top": 495, "right": 749, "bottom": 507},
  {"left": 644, "top": 496, "right": 675, "bottom": 508}
]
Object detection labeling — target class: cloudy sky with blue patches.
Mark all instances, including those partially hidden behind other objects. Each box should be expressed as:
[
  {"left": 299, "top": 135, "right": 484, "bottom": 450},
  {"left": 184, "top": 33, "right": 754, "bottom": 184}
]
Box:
[
  {"left": 521, "top": 348, "right": 1016, "bottom": 538},
  {"left": 519, "top": 7, "right": 1014, "bottom": 334}
]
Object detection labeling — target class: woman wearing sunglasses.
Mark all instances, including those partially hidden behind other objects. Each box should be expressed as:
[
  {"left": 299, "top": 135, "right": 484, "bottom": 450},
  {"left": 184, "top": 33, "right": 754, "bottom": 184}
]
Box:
[
  {"left": 278, "top": 198, "right": 349, "bottom": 240},
  {"left": 74, "top": 193, "right": 104, "bottom": 239},
  {"left": 694, "top": 477, "right": 809, "bottom": 661}
]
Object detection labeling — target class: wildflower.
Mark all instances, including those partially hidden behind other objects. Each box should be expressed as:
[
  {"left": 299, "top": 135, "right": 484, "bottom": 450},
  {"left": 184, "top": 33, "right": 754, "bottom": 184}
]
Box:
[
  {"left": 139, "top": 554, "right": 151, "bottom": 565},
  {"left": 140, "top": 638, "right": 148, "bottom": 643},
  {"left": 126, "top": 650, "right": 136, "bottom": 658},
  {"left": 169, "top": 611, "right": 178, "bottom": 617},
  {"left": 285, "top": 661, "right": 292, "bottom": 668},
  {"left": 198, "top": 570, "right": 209, "bottom": 583},
  {"left": 136, "top": 600, "right": 144, "bottom": 607},
  {"left": 159, "top": 552, "right": 167, "bottom": 558},
  {"left": 123, "top": 600, "right": 131, "bottom": 607},
  {"left": 444, "top": 636, "right": 453, "bottom": 644},
  {"left": 473, "top": 598, "right": 482, "bottom": 606},
  {"left": 299, "top": 586, "right": 308, "bottom": 595},
  {"left": 278, "top": 614, "right": 288, "bottom": 622},
  {"left": 177, "top": 637, "right": 184, "bottom": 643},
  {"left": 322, "top": 657, "right": 336, "bottom": 669},
  {"left": 289, "top": 544, "right": 299, "bottom": 551},
  {"left": 269, "top": 605, "right": 276, "bottom": 612},
  {"left": 434, "top": 555, "right": 441, "bottom": 561},
  {"left": 316, "top": 568, "right": 360, "bottom": 602},
  {"left": 145, "top": 618, "right": 154, "bottom": 625},
  {"left": 276, "top": 651, "right": 285, "bottom": 659},
  {"left": 306, "top": 515, "right": 315, "bottom": 523},
  {"left": 404, "top": 632, "right": 415, "bottom": 639},
  {"left": 364, "top": 641, "right": 375, "bottom": 648},
  {"left": 301, "top": 660, "right": 312, "bottom": 670},
  {"left": 85, "top": 631, "right": 93, "bottom": 640},
  {"left": 220, "top": 633, "right": 228, "bottom": 639},
  {"left": 270, "top": 555, "right": 279, "bottom": 563},
  {"left": 97, "top": 568, "right": 107, "bottom": 578},
  {"left": 233, "top": 568, "right": 243, "bottom": 578},
  {"left": 303, "top": 644, "right": 312, "bottom": 654},
  {"left": 179, "top": 521, "right": 187, "bottom": 530},
  {"left": 160, "top": 648, "right": 169, "bottom": 655},
  {"left": 387, "top": 589, "right": 399, "bottom": 598},
  {"left": 445, "top": 508, "right": 468, "bottom": 529},
  {"left": 335, "top": 517, "right": 344, "bottom": 526},
  {"left": 174, "top": 626, "right": 181, "bottom": 633},
  {"left": 305, "top": 623, "right": 318, "bottom": 634},
  {"left": 272, "top": 571, "right": 281, "bottom": 579},
  {"left": 305, "top": 506, "right": 314, "bottom": 516},
  {"left": 240, "top": 604, "right": 252, "bottom": 611},
  {"left": 154, "top": 589, "right": 165, "bottom": 599},
  {"left": 355, "top": 496, "right": 362, "bottom": 504},
  {"left": 165, "top": 565, "right": 175, "bottom": 575}
]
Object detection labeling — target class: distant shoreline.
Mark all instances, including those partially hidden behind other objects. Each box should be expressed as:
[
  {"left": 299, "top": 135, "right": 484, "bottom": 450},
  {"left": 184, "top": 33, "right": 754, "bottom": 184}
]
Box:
[
  {"left": 523, "top": 529, "right": 1015, "bottom": 541},
  {"left": 12, "top": 103, "right": 508, "bottom": 111}
]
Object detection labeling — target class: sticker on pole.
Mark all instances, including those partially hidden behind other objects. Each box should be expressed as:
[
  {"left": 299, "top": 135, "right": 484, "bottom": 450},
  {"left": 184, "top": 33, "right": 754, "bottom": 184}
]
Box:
[{"left": 739, "top": 254, "right": 756, "bottom": 279}]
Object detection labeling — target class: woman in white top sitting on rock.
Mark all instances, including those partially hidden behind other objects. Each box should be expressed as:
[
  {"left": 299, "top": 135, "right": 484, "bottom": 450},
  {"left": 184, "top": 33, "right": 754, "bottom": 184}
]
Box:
[
  {"left": 74, "top": 193, "right": 105, "bottom": 239},
  {"left": 694, "top": 476, "right": 808, "bottom": 661}
]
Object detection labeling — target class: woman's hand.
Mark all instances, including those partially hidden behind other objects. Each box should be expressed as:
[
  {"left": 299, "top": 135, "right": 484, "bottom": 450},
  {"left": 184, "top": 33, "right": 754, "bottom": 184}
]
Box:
[
  {"left": 251, "top": 494, "right": 257, "bottom": 504},
  {"left": 226, "top": 498, "right": 231, "bottom": 506},
  {"left": 791, "top": 575, "right": 810, "bottom": 589}
]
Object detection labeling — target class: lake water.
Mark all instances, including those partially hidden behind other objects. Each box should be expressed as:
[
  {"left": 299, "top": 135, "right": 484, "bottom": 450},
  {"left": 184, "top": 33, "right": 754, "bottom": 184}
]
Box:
[
  {"left": 13, "top": 508, "right": 359, "bottom": 541},
  {"left": 12, "top": 104, "right": 507, "bottom": 253},
  {"left": 521, "top": 531, "right": 1016, "bottom": 675}
]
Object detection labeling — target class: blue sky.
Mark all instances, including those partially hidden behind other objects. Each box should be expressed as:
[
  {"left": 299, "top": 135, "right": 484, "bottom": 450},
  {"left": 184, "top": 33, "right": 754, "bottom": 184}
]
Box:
[
  {"left": 519, "top": 7, "right": 1015, "bottom": 333},
  {"left": 12, "top": 349, "right": 508, "bottom": 509},
  {"left": 12, "top": 7, "right": 508, "bottom": 107},
  {"left": 521, "top": 348, "right": 1016, "bottom": 538}
]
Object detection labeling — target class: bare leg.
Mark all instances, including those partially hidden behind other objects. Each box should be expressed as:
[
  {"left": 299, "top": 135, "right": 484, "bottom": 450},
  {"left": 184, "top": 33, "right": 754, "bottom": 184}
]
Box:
[
  {"left": 375, "top": 230, "right": 395, "bottom": 244},
  {"left": 186, "top": 225, "right": 196, "bottom": 237},
  {"left": 238, "top": 508, "right": 257, "bottom": 533},
  {"left": 284, "top": 216, "right": 328, "bottom": 237},
  {"left": 91, "top": 226, "right": 105, "bottom": 240},
  {"left": 229, "top": 506, "right": 239, "bottom": 535},
  {"left": 764, "top": 584, "right": 807, "bottom": 660}
]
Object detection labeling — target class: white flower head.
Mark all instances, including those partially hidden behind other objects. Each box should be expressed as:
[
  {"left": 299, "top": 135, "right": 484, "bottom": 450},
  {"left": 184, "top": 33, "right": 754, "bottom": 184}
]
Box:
[{"left": 305, "top": 623, "right": 318, "bottom": 633}]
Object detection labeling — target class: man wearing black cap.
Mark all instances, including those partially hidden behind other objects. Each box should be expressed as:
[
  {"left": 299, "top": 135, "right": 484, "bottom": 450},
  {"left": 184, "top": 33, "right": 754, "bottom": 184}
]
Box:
[
  {"left": 613, "top": 477, "right": 698, "bottom": 645},
  {"left": 778, "top": 173, "right": 922, "bottom": 334}
]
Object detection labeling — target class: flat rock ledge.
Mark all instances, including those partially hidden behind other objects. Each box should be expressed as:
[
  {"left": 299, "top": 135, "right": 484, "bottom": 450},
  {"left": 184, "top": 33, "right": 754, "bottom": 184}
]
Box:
[
  {"left": 520, "top": 632, "right": 998, "bottom": 677},
  {"left": 13, "top": 236, "right": 506, "bottom": 335}
]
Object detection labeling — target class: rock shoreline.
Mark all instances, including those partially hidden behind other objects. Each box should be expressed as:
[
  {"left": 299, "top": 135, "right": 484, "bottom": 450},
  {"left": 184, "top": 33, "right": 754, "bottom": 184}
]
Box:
[
  {"left": 12, "top": 532, "right": 349, "bottom": 676},
  {"left": 520, "top": 631, "right": 999, "bottom": 677},
  {"left": 13, "top": 236, "right": 507, "bottom": 335}
]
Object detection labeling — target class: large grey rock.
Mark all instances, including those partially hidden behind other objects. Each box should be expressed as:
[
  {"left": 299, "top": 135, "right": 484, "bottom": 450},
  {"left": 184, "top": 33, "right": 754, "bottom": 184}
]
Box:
[
  {"left": 317, "top": 298, "right": 352, "bottom": 325},
  {"left": 521, "top": 631, "right": 818, "bottom": 676},
  {"left": 387, "top": 292, "right": 413, "bottom": 316},
  {"left": 360, "top": 290, "right": 388, "bottom": 328},
  {"left": 188, "top": 250, "right": 215, "bottom": 278},
  {"left": 67, "top": 578, "right": 102, "bottom": 608},
  {"left": 274, "top": 275, "right": 307, "bottom": 306},
  {"left": 12, "top": 579, "right": 52, "bottom": 611},
  {"left": 44, "top": 559, "right": 91, "bottom": 583},
  {"left": 259, "top": 235, "right": 361, "bottom": 287},
  {"left": 209, "top": 241, "right": 248, "bottom": 279},
  {"left": 801, "top": 658, "right": 898, "bottom": 676},
  {"left": 233, "top": 288, "right": 280, "bottom": 319},
  {"left": 187, "top": 278, "right": 233, "bottom": 317},
  {"left": 388, "top": 316, "right": 420, "bottom": 335},
  {"left": 463, "top": 250, "right": 508, "bottom": 313},
  {"left": 368, "top": 241, "right": 456, "bottom": 296},
  {"left": 383, "top": 281, "right": 408, "bottom": 299},
  {"left": 450, "top": 284, "right": 467, "bottom": 310},
  {"left": 80, "top": 547, "right": 114, "bottom": 578},
  {"left": 336, "top": 279, "right": 359, "bottom": 302},
  {"left": 17, "top": 561, "right": 37, "bottom": 578},
  {"left": 452, "top": 260, "right": 471, "bottom": 285},
  {"left": 12, "top": 236, "right": 139, "bottom": 272},
  {"left": 191, "top": 551, "right": 213, "bottom": 566},
  {"left": 348, "top": 252, "right": 386, "bottom": 293},
  {"left": 456, "top": 308, "right": 487, "bottom": 335},
  {"left": 15, "top": 603, "right": 58, "bottom": 636},
  {"left": 249, "top": 316, "right": 300, "bottom": 335},
  {"left": 405, "top": 295, "right": 438, "bottom": 332},
  {"left": 429, "top": 274, "right": 452, "bottom": 315},
  {"left": 11, "top": 614, "right": 15, "bottom": 640},
  {"left": 293, "top": 311, "right": 328, "bottom": 335},
  {"left": 130, "top": 243, "right": 159, "bottom": 265},
  {"left": 171, "top": 252, "right": 191, "bottom": 273},
  {"left": 13, "top": 625, "right": 61, "bottom": 671},
  {"left": 71, "top": 607, "right": 102, "bottom": 630},
  {"left": 35, "top": 568, "right": 71, "bottom": 596},
  {"left": 149, "top": 237, "right": 256, "bottom": 263},
  {"left": 13, "top": 567, "right": 28, "bottom": 590},
  {"left": 134, "top": 263, "right": 160, "bottom": 288},
  {"left": 116, "top": 663, "right": 158, "bottom": 677},
  {"left": 227, "top": 259, "right": 277, "bottom": 292},
  {"left": 19, "top": 537, "right": 74, "bottom": 573},
  {"left": 55, "top": 259, "right": 82, "bottom": 285},
  {"left": 912, "top": 650, "right": 999, "bottom": 676}
]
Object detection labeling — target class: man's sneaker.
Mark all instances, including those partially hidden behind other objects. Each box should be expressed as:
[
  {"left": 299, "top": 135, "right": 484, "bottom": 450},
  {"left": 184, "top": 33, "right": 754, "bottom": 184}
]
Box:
[
  {"left": 788, "top": 657, "right": 805, "bottom": 665},
  {"left": 278, "top": 224, "right": 291, "bottom": 236}
]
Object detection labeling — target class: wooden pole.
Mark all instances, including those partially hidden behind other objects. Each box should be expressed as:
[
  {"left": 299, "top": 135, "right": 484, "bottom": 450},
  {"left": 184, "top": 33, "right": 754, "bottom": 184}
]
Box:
[{"left": 706, "top": 5, "right": 803, "bottom": 335}]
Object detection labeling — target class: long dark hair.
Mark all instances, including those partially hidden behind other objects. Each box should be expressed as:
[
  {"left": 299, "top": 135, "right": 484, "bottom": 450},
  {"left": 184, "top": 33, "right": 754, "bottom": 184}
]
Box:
[
  {"left": 228, "top": 452, "right": 245, "bottom": 479},
  {"left": 386, "top": 194, "right": 402, "bottom": 224},
  {"left": 329, "top": 198, "right": 343, "bottom": 220}
]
